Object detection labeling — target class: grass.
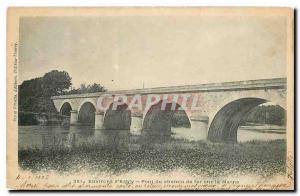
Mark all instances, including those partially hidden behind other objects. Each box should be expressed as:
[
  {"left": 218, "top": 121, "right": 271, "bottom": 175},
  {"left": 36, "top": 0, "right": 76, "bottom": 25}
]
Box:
[{"left": 18, "top": 138, "right": 286, "bottom": 177}]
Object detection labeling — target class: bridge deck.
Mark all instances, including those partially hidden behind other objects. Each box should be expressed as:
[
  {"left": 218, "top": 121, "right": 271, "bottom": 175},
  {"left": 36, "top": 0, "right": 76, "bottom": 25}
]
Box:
[{"left": 51, "top": 78, "right": 286, "bottom": 100}]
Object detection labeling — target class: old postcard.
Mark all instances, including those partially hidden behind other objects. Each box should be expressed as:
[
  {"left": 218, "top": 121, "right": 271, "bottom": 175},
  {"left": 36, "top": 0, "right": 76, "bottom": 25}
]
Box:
[{"left": 7, "top": 7, "right": 294, "bottom": 190}]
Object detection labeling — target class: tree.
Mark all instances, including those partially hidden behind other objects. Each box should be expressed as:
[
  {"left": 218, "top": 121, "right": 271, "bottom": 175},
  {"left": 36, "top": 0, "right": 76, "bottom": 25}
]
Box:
[
  {"left": 19, "top": 70, "right": 73, "bottom": 125},
  {"left": 19, "top": 77, "right": 43, "bottom": 112},
  {"left": 41, "top": 70, "right": 72, "bottom": 96}
]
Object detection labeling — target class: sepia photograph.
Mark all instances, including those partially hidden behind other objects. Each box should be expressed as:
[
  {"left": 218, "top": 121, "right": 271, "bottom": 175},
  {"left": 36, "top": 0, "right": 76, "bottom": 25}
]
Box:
[{"left": 6, "top": 7, "right": 294, "bottom": 190}]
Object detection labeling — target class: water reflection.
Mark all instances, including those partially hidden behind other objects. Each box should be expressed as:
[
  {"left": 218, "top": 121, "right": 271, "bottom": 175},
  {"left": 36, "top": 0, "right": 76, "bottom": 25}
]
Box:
[{"left": 18, "top": 125, "right": 286, "bottom": 151}]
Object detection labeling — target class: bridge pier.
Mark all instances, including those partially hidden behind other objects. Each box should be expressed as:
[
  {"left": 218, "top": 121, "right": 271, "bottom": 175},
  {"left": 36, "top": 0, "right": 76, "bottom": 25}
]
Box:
[
  {"left": 130, "top": 114, "right": 143, "bottom": 135},
  {"left": 70, "top": 110, "right": 78, "bottom": 125},
  {"left": 95, "top": 112, "right": 104, "bottom": 129},
  {"left": 190, "top": 116, "right": 209, "bottom": 140}
]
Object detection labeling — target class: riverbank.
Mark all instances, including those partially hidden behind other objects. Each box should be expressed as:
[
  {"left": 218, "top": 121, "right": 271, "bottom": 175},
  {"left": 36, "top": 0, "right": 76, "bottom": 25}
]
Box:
[
  {"left": 240, "top": 123, "right": 286, "bottom": 133},
  {"left": 19, "top": 139, "right": 286, "bottom": 177}
]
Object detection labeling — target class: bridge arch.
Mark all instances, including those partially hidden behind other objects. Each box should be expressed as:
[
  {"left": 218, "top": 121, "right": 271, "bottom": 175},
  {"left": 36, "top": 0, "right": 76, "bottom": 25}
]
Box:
[
  {"left": 58, "top": 100, "right": 74, "bottom": 114},
  {"left": 103, "top": 102, "right": 131, "bottom": 130},
  {"left": 78, "top": 98, "right": 97, "bottom": 112},
  {"left": 78, "top": 101, "right": 96, "bottom": 126},
  {"left": 142, "top": 100, "right": 191, "bottom": 136},
  {"left": 208, "top": 96, "right": 286, "bottom": 143},
  {"left": 60, "top": 102, "right": 72, "bottom": 116}
]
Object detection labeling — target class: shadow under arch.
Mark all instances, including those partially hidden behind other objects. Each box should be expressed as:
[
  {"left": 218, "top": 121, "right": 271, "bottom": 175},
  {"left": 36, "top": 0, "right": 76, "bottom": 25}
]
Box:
[
  {"left": 142, "top": 100, "right": 191, "bottom": 136},
  {"left": 207, "top": 97, "right": 286, "bottom": 143},
  {"left": 103, "top": 103, "right": 131, "bottom": 130},
  {"left": 78, "top": 102, "right": 96, "bottom": 126},
  {"left": 60, "top": 102, "right": 72, "bottom": 116}
]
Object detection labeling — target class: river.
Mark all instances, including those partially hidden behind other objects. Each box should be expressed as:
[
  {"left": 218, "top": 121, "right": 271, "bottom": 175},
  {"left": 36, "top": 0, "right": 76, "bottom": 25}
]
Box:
[{"left": 18, "top": 125, "right": 286, "bottom": 150}]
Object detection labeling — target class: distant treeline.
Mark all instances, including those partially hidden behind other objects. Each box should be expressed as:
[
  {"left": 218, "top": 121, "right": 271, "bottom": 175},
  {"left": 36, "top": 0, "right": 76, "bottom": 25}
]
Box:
[
  {"left": 19, "top": 70, "right": 106, "bottom": 125},
  {"left": 244, "top": 105, "right": 286, "bottom": 126},
  {"left": 172, "top": 111, "right": 191, "bottom": 128},
  {"left": 62, "top": 83, "right": 106, "bottom": 95}
]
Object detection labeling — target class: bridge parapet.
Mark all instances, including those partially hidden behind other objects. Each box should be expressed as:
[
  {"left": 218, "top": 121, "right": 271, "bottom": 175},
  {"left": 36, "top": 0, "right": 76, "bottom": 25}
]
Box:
[{"left": 51, "top": 78, "right": 286, "bottom": 100}]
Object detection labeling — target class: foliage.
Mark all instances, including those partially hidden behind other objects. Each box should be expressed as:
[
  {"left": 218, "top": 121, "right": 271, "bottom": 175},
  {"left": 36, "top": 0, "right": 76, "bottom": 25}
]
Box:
[
  {"left": 41, "top": 70, "right": 72, "bottom": 96},
  {"left": 244, "top": 105, "right": 286, "bottom": 126},
  {"left": 64, "top": 83, "right": 106, "bottom": 95},
  {"left": 18, "top": 113, "right": 38, "bottom": 125},
  {"left": 18, "top": 70, "right": 72, "bottom": 125},
  {"left": 19, "top": 70, "right": 72, "bottom": 113},
  {"left": 172, "top": 111, "right": 191, "bottom": 128}
]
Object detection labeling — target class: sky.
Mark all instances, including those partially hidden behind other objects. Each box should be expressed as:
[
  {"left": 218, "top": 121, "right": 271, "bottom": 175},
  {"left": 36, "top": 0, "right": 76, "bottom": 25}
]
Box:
[{"left": 19, "top": 15, "right": 287, "bottom": 91}]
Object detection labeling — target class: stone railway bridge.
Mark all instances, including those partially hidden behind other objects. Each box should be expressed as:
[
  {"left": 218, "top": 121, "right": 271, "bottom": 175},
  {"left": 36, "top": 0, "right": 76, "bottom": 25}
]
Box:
[{"left": 51, "top": 78, "right": 286, "bottom": 143}]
